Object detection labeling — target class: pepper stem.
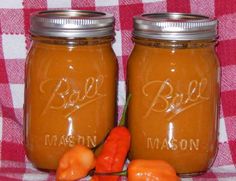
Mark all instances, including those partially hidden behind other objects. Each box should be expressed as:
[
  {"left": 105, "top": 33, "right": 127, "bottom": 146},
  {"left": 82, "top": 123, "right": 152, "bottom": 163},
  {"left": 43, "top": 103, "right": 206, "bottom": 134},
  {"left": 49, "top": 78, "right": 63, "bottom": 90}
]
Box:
[
  {"left": 89, "top": 169, "right": 127, "bottom": 176},
  {"left": 119, "top": 94, "right": 131, "bottom": 126}
]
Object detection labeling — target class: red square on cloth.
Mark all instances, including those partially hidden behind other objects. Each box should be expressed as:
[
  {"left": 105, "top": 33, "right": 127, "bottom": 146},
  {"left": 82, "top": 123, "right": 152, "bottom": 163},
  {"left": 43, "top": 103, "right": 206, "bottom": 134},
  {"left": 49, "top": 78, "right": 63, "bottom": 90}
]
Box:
[
  {"left": 167, "top": 0, "right": 191, "bottom": 13},
  {"left": 119, "top": 3, "right": 143, "bottom": 30},
  {"left": 215, "top": 0, "right": 236, "bottom": 17},
  {"left": 221, "top": 90, "right": 236, "bottom": 117},
  {"left": 0, "top": 60, "right": 9, "bottom": 83},
  {"left": 217, "top": 39, "right": 236, "bottom": 66},
  {"left": 0, "top": 175, "right": 22, "bottom": 181},
  {"left": 1, "top": 142, "right": 25, "bottom": 162}
]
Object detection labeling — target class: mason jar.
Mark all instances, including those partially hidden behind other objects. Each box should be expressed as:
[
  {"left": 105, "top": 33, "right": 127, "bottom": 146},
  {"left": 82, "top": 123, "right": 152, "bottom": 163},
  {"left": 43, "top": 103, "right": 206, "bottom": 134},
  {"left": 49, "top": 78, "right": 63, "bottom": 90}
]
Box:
[
  {"left": 127, "top": 13, "right": 219, "bottom": 176},
  {"left": 24, "top": 10, "right": 117, "bottom": 170}
]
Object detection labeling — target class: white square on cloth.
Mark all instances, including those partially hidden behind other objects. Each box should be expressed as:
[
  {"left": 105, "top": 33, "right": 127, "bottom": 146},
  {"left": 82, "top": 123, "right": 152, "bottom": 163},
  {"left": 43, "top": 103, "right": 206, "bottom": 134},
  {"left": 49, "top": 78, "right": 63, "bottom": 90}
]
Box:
[
  {"left": 95, "top": 0, "right": 119, "bottom": 7},
  {"left": 181, "top": 178, "right": 192, "bottom": 181},
  {"left": 112, "top": 31, "right": 122, "bottom": 57},
  {"left": 10, "top": 84, "right": 24, "bottom": 109},
  {"left": 22, "top": 173, "right": 49, "bottom": 181},
  {"left": 47, "top": 0, "right": 71, "bottom": 8},
  {"left": 2, "top": 34, "right": 26, "bottom": 59},
  {"left": 118, "top": 80, "right": 126, "bottom": 106},
  {"left": 219, "top": 117, "right": 228, "bottom": 143},
  {"left": 0, "top": 0, "right": 23, "bottom": 8}
]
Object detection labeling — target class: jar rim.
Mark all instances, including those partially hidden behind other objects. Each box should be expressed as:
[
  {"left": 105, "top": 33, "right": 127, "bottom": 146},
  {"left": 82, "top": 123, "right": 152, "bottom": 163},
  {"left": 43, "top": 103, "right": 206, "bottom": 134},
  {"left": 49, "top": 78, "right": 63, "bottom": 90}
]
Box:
[
  {"left": 30, "top": 10, "right": 115, "bottom": 38},
  {"left": 133, "top": 12, "right": 218, "bottom": 41}
]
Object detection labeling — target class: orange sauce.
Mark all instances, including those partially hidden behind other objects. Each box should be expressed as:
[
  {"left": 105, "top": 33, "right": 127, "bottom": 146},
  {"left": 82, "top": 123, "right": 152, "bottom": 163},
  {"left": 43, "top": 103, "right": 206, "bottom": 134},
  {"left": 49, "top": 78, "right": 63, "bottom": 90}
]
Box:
[
  {"left": 25, "top": 37, "right": 117, "bottom": 169},
  {"left": 127, "top": 39, "right": 219, "bottom": 175}
]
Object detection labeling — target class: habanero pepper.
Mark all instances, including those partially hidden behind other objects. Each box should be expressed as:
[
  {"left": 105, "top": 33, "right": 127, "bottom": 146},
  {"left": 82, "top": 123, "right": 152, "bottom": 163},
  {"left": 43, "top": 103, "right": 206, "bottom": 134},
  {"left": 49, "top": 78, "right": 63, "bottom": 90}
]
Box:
[
  {"left": 128, "top": 159, "right": 180, "bottom": 181},
  {"left": 92, "top": 159, "right": 179, "bottom": 181},
  {"left": 56, "top": 144, "right": 96, "bottom": 181},
  {"left": 91, "top": 95, "right": 131, "bottom": 181}
]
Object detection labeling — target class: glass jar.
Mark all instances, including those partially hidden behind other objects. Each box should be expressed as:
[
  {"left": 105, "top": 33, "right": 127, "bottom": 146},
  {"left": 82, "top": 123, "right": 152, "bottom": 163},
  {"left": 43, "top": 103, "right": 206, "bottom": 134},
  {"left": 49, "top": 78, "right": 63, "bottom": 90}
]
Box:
[
  {"left": 24, "top": 10, "right": 117, "bottom": 170},
  {"left": 127, "top": 13, "right": 219, "bottom": 175}
]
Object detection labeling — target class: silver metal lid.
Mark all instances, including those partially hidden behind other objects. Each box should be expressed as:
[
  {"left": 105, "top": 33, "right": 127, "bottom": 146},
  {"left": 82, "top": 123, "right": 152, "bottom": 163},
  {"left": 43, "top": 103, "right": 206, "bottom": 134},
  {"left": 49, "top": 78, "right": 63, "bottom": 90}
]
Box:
[
  {"left": 30, "top": 10, "right": 115, "bottom": 38},
  {"left": 133, "top": 13, "right": 218, "bottom": 40}
]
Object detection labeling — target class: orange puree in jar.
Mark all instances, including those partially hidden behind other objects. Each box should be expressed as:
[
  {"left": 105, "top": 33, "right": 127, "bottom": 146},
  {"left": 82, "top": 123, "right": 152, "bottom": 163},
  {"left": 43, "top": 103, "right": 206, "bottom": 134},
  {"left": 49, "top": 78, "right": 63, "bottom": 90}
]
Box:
[
  {"left": 127, "top": 13, "right": 219, "bottom": 175},
  {"left": 24, "top": 10, "right": 117, "bottom": 170}
]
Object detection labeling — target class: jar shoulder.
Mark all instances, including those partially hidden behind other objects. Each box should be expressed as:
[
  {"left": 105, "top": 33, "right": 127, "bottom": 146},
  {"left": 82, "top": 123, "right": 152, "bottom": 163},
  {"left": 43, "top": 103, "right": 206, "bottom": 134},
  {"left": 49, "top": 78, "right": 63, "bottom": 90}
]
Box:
[{"left": 128, "top": 44, "right": 219, "bottom": 68}]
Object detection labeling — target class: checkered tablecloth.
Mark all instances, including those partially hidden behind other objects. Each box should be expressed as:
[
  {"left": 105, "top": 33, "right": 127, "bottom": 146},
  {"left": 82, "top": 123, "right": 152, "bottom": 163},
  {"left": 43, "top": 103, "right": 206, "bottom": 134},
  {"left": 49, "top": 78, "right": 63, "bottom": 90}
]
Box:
[{"left": 0, "top": 0, "right": 236, "bottom": 180}]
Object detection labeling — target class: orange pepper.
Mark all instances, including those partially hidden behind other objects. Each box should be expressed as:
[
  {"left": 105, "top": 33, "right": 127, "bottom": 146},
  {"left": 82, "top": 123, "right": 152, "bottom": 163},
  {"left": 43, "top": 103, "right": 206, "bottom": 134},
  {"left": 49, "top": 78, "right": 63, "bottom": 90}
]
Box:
[
  {"left": 127, "top": 160, "right": 180, "bottom": 181},
  {"left": 56, "top": 144, "right": 96, "bottom": 181},
  {"left": 91, "top": 159, "right": 179, "bottom": 181}
]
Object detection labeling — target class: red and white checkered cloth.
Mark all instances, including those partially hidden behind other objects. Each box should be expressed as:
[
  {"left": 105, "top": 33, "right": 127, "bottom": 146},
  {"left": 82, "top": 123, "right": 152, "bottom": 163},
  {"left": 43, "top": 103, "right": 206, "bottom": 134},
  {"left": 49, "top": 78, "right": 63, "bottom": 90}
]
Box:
[{"left": 0, "top": 0, "right": 235, "bottom": 180}]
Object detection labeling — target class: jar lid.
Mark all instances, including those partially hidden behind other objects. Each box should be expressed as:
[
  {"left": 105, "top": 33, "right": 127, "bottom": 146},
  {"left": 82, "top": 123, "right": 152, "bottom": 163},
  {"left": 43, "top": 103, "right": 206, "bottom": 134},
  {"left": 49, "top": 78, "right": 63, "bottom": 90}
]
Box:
[
  {"left": 133, "top": 13, "right": 218, "bottom": 40},
  {"left": 30, "top": 10, "right": 115, "bottom": 38}
]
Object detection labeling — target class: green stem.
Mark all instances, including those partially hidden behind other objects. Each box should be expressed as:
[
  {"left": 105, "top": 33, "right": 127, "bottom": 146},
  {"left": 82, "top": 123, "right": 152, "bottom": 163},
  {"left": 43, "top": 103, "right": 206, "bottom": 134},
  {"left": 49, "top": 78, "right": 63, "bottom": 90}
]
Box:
[
  {"left": 89, "top": 169, "right": 127, "bottom": 176},
  {"left": 119, "top": 94, "right": 131, "bottom": 126}
]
